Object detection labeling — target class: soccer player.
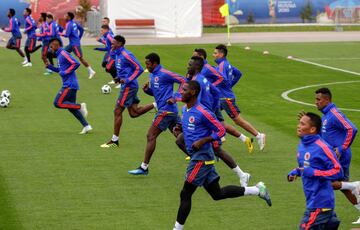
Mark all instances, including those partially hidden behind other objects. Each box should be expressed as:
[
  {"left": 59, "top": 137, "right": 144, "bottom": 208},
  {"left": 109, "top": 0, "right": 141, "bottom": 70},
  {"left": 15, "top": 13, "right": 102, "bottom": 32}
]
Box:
[
  {"left": 46, "top": 38, "right": 92, "bottom": 134},
  {"left": 172, "top": 81, "right": 271, "bottom": 230},
  {"left": 288, "top": 112, "right": 343, "bottom": 229},
  {"left": 128, "top": 53, "right": 186, "bottom": 175},
  {"left": 2, "top": 8, "right": 26, "bottom": 62},
  {"left": 176, "top": 56, "right": 251, "bottom": 186},
  {"left": 36, "top": 12, "right": 52, "bottom": 75},
  {"left": 93, "top": 25, "right": 117, "bottom": 83},
  {"left": 192, "top": 48, "right": 254, "bottom": 153},
  {"left": 22, "top": 8, "right": 41, "bottom": 67},
  {"left": 61, "top": 12, "right": 96, "bottom": 79},
  {"left": 100, "top": 35, "right": 155, "bottom": 148},
  {"left": 315, "top": 87, "right": 360, "bottom": 224},
  {"left": 213, "top": 44, "right": 266, "bottom": 151}
]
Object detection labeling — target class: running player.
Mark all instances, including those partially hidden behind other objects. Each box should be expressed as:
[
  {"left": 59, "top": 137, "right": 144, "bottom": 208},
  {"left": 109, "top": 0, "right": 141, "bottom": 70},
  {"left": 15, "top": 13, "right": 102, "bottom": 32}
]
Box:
[
  {"left": 35, "top": 12, "right": 53, "bottom": 75},
  {"left": 288, "top": 112, "right": 342, "bottom": 229},
  {"left": 100, "top": 35, "right": 155, "bottom": 148},
  {"left": 2, "top": 8, "right": 26, "bottom": 62},
  {"left": 192, "top": 48, "right": 254, "bottom": 153},
  {"left": 315, "top": 87, "right": 360, "bottom": 224},
  {"left": 213, "top": 44, "right": 266, "bottom": 151},
  {"left": 46, "top": 38, "right": 92, "bottom": 134},
  {"left": 22, "top": 8, "right": 41, "bottom": 67},
  {"left": 128, "top": 53, "right": 186, "bottom": 175},
  {"left": 61, "top": 12, "right": 96, "bottom": 79},
  {"left": 172, "top": 80, "right": 271, "bottom": 230}
]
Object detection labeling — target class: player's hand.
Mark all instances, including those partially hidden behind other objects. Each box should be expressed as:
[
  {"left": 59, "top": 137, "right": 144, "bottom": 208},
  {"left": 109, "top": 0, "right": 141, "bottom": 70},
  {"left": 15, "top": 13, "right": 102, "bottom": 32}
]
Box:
[
  {"left": 142, "top": 82, "right": 149, "bottom": 91},
  {"left": 297, "top": 110, "right": 306, "bottom": 120},
  {"left": 167, "top": 98, "right": 176, "bottom": 105},
  {"left": 119, "top": 78, "right": 126, "bottom": 84},
  {"left": 287, "top": 175, "right": 297, "bottom": 182},
  {"left": 172, "top": 124, "right": 182, "bottom": 137},
  {"left": 114, "top": 78, "right": 120, "bottom": 83},
  {"left": 192, "top": 139, "right": 205, "bottom": 150}
]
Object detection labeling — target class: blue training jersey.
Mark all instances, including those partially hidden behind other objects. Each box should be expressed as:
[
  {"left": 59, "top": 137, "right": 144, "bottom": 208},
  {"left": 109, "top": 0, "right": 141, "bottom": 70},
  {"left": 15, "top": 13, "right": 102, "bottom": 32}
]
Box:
[
  {"left": 320, "top": 103, "right": 358, "bottom": 155},
  {"left": 24, "top": 15, "right": 37, "bottom": 38},
  {"left": 182, "top": 103, "right": 225, "bottom": 161},
  {"left": 113, "top": 46, "right": 144, "bottom": 89},
  {"left": 215, "top": 57, "right": 243, "bottom": 98},
  {"left": 292, "top": 134, "right": 342, "bottom": 209},
  {"left": 47, "top": 47, "right": 80, "bottom": 90},
  {"left": 4, "top": 16, "right": 22, "bottom": 38},
  {"left": 201, "top": 60, "right": 225, "bottom": 87},
  {"left": 62, "top": 20, "right": 83, "bottom": 46},
  {"left": 144, "top": 64, "right": 186, "bottom": 113},
  {"left": 191, "top": 73, "right": 220, "bottom": 111},
  {"left": 36, "top": 22, "right": 49, "bottom": 42}
]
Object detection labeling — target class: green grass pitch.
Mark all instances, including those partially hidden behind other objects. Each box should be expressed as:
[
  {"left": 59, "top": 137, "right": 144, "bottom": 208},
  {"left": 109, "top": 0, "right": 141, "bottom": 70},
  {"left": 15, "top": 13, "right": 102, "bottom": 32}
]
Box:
[{"left": 0, "top": 41, "right": 359, "bottom": 229}]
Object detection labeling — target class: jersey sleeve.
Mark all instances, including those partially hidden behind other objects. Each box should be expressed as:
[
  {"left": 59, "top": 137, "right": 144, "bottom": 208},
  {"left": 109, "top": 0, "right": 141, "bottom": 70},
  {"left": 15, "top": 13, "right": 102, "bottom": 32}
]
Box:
[
  {"left": 231, "top": 66, "right": 242, "bottom": 87},
  {"left": 77, "top": 23, "right": 84, "bottom": 39},
  {"left": 60, "top": 51, "right": 80, "bottom": 75},
  {"left": 3, "top": 18, "right": 13, "bottom": 32},
  {"left": 205, "top": 64, "right": 225, "bottom": 87},
  {"left": 24, "top": 17, "right": 33, "bottom": 32},
  {"left": 121, "top": 51, "right": 144, "bottom": 83},
  {"left": 197, "top": 105, "right": 225, "bottom": 141},
  {"left": 331, "top": 109, "right": 358, "bottom": 152}
]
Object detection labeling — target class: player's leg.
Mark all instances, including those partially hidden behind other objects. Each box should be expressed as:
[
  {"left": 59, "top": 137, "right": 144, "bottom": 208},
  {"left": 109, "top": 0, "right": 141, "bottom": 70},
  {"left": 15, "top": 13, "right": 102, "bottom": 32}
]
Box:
[
  {"left": 299, "top": 209, "right": 336, "bottom": 230},
  {"left": 14, "top": 38, "right": 25, "bottom": 58},
  {"left": 173, "top": 181, "right": 198, "bottom": 230},
  {"left": 223, "top": 122, "right": 254, "bottom": 153},
  {"left": 127, "top": 103, "right": 154, "bottom": 118},
  {"left": 213, "top": 146, "right": 250, "bottom": 187},
  {"left": 74, "top": 46, "right": 96, "bottom": 79},
  {"left": 66, "top": 89, "right": 92, "bottom": 133}
]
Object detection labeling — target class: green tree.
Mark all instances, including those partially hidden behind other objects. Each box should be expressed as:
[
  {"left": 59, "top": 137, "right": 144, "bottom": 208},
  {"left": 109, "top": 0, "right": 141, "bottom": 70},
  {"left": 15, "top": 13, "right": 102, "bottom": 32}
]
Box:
[
  {"left": 300, "top": 1, "right": 313, "bottom": 23},
  {"left": 76, "top": 0, "right": 92, "bottom": 25}
]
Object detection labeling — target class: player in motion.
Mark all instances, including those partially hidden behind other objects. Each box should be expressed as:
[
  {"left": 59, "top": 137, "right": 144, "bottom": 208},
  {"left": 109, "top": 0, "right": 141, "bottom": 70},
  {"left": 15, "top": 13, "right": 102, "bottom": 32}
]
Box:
[
  {"left": 288, "top": 112, "right": 342, "bottom": 229},
  {"left": 46, "top": 38, "right": 92, "bottom": 134},
  {"left": 172, "top": 80, "right": 271, "bottom": 230},
  {"left": 101, "top": 35, "right": 154, "bottom": 148}
]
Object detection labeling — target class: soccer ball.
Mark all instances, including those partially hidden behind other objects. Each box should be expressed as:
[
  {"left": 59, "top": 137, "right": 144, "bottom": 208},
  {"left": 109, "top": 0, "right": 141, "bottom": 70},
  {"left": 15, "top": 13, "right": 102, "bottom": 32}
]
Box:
[
  {"left": 101, "top": 84, "right": 111, "bottom": 94},
  {"left": 1, "top": 90, "right": 10, "bottom": 98},
  {"left": 0, "top": 97, "right": 10, "bottom": 108}
]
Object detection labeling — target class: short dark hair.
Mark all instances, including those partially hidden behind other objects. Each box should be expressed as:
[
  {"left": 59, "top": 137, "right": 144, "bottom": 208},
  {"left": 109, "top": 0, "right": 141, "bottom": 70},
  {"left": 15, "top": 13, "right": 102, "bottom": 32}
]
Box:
[
  {"left": 46, "top": 14, "right": 53, "bottom": 20},
  {"left": 67, "top": 12, "right": 75, "bottom": 20},
  {"left": 305, "top": 112, "right": 322, "bottom": 134},
  {"left": 216, "top": 44, "right": 228, "bottom": 57},
  {"left": 9, "top": 8, "right": 15, "bottom": 16},
  {"left": 49, "top": 37, "right": 61, "bottom": 44},
  {"left": 315, "top": 87, "right": 332, "bottom": 100},
  {"left": 114, "top": 35, "right": 126, "bottom": 45},
  {"left": 145, "top": 53, "right": 160, "bottom": 64},
  {"left": 25, "top": 8, "right": 32, "bottom": 15},
  {"left": 101, "top": 24, "right": 110, "bottom": 30},
  {"left": 191, "top": 56, "right": 204, "bottom": 70},
  {"left": 188, "top": 80, "right": 201, "bottom": 98},
  {"left": 194, "top": 48, "right": 207, "bottom": 59},
  {"left": 40, "top": 12, "right": 47, "bottom": 20},
  {"left": 103, "top": 17, "right": 110, "bottom": 22}
]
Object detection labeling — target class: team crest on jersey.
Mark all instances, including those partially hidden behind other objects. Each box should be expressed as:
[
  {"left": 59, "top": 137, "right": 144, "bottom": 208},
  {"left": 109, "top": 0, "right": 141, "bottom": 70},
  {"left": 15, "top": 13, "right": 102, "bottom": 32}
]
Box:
[
  {"left": 189, "top": 116, "right": 195, "bottom": 123},
  {"left": 304, "top": 152, "right": 311, "bottom": 161},
  {"left": 154, "top": 76, "right": 159, "bottom": 82}
]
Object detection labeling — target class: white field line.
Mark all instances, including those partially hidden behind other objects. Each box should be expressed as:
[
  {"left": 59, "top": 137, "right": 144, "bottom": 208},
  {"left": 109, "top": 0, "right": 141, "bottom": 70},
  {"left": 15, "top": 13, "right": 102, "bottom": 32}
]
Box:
[
  {"left": 292, "top": 57, "right": 360, "bottom": 76},
  {"left": 303, "top": 57, "right": 360, "bottom": 61}
]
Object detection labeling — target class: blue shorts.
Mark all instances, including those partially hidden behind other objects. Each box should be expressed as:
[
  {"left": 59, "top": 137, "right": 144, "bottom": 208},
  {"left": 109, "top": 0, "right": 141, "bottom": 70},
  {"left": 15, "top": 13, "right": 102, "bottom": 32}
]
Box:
[
  {"left": 186, "top": 161, "right": 219, "bottom": 186},
  {"left": 116, "top": 87, "right": 140, "bottom": 108},
  {"left": 8, "top": 36, "right": 21, "bottom": 48},
  {"left": 152, "top": 111, "right": 180, "bottom": 131},
  {"left": 339, "top": 149, "right": 351, "bottom": 181},
  {"left": 220, "top": 98, "right": 241, "bottom": 119},
  {"left": 53, "top": 87, "right": 80, "bottom": 110},
  {"left": 25, "top": 37, "right": 37, "bottom": 51},
  {"left": 299, "top": 208, "right": 339, "bottom": 230},
  {"left": 65, "top": 45, "right": 83, "bottom": 58}
]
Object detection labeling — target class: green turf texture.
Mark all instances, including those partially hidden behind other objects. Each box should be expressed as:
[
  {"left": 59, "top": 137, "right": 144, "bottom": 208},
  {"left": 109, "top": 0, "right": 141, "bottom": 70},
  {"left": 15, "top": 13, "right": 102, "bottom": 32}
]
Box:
[
  {"left": 0, "top": 41, "right": 359, "bottom": 229},
  {"left": 204, "top": 25, "right": 360, "bottom": 33}
]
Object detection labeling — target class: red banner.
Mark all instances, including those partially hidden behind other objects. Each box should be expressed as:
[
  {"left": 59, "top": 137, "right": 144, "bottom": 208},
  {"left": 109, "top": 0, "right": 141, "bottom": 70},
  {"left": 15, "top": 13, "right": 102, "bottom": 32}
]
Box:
[{"left": 202, "top": 0, "right": 225, "bottom": 26}]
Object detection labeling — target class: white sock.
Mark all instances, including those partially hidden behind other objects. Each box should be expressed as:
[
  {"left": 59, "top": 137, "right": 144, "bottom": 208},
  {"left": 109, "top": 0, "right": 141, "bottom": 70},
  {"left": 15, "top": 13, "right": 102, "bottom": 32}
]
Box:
[
  {"left": 238, "top": 134, "right": 247, "bottom": 142},
  {"left": 244, "top": 186, "right": 259, "bottom": 196},
  {"left": 341, "top": 182, "right": 357, "bottom": 191},
  {"left": 355, "top": 204, "right": 360, "bottom": 211},
  {"left": 232, "top": 165, "right": 244, "bottom": 178},
  {"left": 141, "top": 162, "right": 148, "bottom": 170},
  {"left": 111, "top": 135, "right": 119, "bottom": 142},
  {"left": 173, "top": 221, "right": 183, "bottom": 230},
  {"left": 24, "top": 56, "right": 28, "bottom": 62},
  {"left": 87, "top": 66, "right": 95, "bottom": 73},
  {"left": 256, "top": 133, "right": 261, "bottom": 139}
]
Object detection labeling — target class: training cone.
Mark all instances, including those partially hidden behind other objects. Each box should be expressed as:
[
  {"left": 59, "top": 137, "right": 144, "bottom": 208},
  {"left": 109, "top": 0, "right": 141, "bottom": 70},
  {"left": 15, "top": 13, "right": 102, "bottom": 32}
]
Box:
[
  {"left": 244, "top": 46, "right": 251, "bottom": 50},
  {"left": 287, "top": 55, "right": 293, "bottom": 59},
  {"left": 263, "top": 50, "right": 269, "bottom": 55}
]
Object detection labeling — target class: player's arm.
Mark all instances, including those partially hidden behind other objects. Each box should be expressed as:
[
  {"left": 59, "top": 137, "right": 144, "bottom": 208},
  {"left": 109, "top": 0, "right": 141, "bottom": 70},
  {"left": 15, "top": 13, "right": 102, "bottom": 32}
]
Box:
[
  {"left": 332, "top": 111, "right": 358, "bottom": 153},
  {"left": 24, "top": 17, "right": 33, "bottom": 32},
  {"left": 60, "top": 22, "right": 69, "bottom": 37},
  {"left": 46, "top": 64, "right": 60, "bottom": 73},
  {"left": 231, "top": 66, "right": 242, "bottom": 87},
  {"left": 162, "top": 70, "right": 186, "bottom": 104},
  {"left": 3, "top": 18, "right": 13, "bottom": 32},
  {"left": 206, "top": 65, "right": 225, "bottom": 87},
  {"left": 192, "top": 107, "right": 225, "bottom": 150},
  {"left": 60, "top": 52, "right": 80, "bottom": 75},
  {"left": 303, "top": 143, "right": 342, "bottom": 180},
  {"left": 120, "top": 52, "right": 144, "bottom": 84},
  {"left": 94, "top": 47, "right": 107, "bottom": 51},
  {"left": 77, "top": 23, "right": 84, "bottom": 39},
  {"left": 287, "top": 167, "right": 302, "bottom": 182},
  {"left": 209, "top": 83, "right": 220, "bottom": 109}
]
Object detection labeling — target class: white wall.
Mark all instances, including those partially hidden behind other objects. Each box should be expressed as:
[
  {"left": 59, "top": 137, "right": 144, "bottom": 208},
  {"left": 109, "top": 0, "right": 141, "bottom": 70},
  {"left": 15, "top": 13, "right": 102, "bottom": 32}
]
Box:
[{"left": 106, "top": 0, "right": 202, "bottom": 37}]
